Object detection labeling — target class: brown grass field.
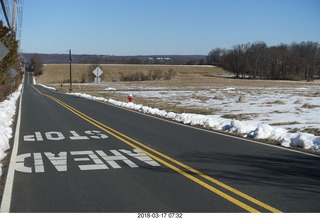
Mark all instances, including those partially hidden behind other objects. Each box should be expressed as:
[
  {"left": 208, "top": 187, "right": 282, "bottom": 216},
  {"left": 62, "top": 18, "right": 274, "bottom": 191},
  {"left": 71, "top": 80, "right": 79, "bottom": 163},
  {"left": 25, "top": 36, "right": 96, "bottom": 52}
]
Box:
[
  {"left": 39, "top": 64, "right": 229, "bottom": 85},
  {"left": 39, "top": 64, "right": 317, "bottom": 89}
]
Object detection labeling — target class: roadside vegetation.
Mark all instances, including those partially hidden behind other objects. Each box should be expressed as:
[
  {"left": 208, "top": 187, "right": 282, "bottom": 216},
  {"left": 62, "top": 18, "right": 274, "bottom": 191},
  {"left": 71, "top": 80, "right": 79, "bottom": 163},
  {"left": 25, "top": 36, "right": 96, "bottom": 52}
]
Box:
[
  {"left": 0, "top": 21, "right": 23, "bottom": 101},
  {"left": 119, "top": 69, "right": 176, "bottom": 81}
]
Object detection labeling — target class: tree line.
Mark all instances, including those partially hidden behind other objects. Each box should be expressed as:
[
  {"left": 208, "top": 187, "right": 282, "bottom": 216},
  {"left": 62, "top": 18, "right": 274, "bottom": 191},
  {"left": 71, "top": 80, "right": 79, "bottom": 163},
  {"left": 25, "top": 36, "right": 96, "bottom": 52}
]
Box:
[
  {"left": 207, "top": 41, "right": 320, "bottom": 81},
  {"left": 23, "top": 53, "right": 206, "bottom": 65}
]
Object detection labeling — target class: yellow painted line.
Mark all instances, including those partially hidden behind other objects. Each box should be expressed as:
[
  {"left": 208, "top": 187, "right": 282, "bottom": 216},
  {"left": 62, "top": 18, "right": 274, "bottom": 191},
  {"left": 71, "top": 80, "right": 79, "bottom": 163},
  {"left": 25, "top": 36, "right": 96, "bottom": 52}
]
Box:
[{"left": 32, "top": 86, "right": 282, "bottom": 213}]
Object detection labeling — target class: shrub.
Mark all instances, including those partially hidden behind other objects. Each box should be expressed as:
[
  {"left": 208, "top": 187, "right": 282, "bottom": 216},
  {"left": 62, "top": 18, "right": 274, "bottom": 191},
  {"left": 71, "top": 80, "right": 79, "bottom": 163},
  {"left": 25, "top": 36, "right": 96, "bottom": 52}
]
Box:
[{"left": 119, "top": 69, "right": 176, "bottom": 81}]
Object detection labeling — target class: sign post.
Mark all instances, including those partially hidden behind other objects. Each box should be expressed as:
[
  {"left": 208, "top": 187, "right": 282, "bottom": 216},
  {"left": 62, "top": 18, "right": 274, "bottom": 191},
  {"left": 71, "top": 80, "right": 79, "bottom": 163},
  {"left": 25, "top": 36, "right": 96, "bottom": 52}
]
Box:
[
  {"left": 92, "top": 67, "right": 103, "bottom": 94},
  {"left": 69, "top": 49, "right": 72, "bottom": 91},
  {"left": 92, "top": 67, "right": 103, "bottom": 85}
]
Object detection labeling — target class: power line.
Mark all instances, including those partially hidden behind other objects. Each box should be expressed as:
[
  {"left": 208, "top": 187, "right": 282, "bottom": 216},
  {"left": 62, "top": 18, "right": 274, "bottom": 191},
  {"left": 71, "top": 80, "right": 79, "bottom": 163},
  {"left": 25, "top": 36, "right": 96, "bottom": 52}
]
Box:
[
  {"left": 4, "top": 0, "right": 11, "bottom": 22},
  {"left": 0, "top": 0, "right": 23, "bottom": 52},
  {"left": 0, "top": 0, "right": 23, "bottom": 35},
  {"left": 0, "top": 0, "right": 12, "bottom": 30}
]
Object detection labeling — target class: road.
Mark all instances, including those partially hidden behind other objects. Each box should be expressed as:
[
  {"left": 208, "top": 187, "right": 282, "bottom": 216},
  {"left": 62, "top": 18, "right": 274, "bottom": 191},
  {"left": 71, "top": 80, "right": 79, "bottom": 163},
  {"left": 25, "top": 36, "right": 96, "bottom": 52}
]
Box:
[{"left": 1, "top": 71, "right": 320, "bottom": 212}]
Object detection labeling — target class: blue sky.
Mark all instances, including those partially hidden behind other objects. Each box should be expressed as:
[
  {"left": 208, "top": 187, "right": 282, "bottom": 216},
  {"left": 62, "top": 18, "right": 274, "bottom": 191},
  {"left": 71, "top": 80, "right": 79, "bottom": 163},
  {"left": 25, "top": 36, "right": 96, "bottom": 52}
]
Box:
[{"left": 20, "top": 0, "right": 320, "bottom": 55}]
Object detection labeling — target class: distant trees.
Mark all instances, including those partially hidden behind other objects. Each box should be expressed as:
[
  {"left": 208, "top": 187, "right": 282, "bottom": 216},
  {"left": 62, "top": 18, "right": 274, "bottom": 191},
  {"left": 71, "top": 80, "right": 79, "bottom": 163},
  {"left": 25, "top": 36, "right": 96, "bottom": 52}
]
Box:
[
  {"left": 207, "top": 41, "right": 320, "bottom": 81},
  {"left": 22, "top": 53, "right": 207, "bottom": 65},
  {"left": 30, "top": 55, "right": 43, "bottom": 76}
]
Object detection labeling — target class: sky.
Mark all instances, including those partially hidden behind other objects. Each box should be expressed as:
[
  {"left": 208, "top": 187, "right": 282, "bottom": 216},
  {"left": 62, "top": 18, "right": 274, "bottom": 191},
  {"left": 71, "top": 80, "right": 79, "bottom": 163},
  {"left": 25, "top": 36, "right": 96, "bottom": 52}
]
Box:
[{"left": 17, "top": 0, "right": 320, "bottom": 55}]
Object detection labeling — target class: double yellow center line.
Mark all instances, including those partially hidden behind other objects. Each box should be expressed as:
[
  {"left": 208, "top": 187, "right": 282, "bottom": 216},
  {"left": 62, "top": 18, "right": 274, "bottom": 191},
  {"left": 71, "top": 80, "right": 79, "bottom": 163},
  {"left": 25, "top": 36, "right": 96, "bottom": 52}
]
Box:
[{"left": 32, "top": 85, "right": 281, "bottom": 213}]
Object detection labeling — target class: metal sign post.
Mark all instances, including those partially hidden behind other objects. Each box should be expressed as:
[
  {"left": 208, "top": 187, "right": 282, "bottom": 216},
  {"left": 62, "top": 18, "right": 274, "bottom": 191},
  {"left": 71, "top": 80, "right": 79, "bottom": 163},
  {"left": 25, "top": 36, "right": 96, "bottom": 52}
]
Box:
[{"left": 92, "top": 67, "right": 103, "bottom": 94}]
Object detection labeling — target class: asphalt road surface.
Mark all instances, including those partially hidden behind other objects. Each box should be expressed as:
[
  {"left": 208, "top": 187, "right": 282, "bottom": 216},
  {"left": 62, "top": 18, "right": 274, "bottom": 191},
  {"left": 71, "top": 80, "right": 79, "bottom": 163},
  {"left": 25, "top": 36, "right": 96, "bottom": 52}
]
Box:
[{"left": 1, "top": 72, "right": 320, "bottom": 213}]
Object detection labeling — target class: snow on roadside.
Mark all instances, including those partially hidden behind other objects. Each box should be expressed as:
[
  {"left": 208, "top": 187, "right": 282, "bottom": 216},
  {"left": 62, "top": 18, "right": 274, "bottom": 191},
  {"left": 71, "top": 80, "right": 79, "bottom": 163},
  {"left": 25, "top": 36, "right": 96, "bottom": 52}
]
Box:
[
  {"left": 35, "top": 77, "right": 57, "bottom": 91},
  {"left": 0, "top": 84, "right": 23, "bottom": 177},
  {"left": 67, "top": 91, "right": 320, "bottom": 153},
  {"left": 38, "top": 84, "right": 57, "bottom": 91}
]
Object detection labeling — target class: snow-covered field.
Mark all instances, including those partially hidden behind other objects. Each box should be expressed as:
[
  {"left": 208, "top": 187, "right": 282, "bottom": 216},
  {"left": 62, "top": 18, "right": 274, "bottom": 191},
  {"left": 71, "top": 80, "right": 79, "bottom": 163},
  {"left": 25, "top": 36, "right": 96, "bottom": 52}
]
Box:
[{"left": 119, "top": 86, "right": 320, "bottom": 131}]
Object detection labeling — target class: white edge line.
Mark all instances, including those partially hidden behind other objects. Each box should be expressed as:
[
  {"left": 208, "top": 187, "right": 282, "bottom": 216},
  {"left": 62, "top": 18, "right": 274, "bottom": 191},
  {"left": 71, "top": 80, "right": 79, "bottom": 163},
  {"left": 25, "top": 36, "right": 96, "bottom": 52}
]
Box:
[{"left": 0, "top": 84, "right": 23, "bottom": 212}]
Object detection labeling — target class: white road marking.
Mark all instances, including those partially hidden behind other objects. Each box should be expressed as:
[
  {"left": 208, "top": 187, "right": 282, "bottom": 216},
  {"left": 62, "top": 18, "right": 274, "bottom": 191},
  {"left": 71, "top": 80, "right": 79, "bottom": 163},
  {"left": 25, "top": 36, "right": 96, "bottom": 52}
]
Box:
[
  {"left": 35, "top": 132, "right": 43, "bottom": 141},
  {"left": 34, "top": 153, "right": 45, "bottom": 173},
  {"left": 45, "top": 152, "right": 67, "bottom": 171},
  {"left": 15, "top": 153, "right": 32, "bottom": 173},
  {"left": 45, "top": 131, "right": 65, "bottom": 141},
  {"left": 96, "top": 150, "right": 138, "bottom": 168},
  {"left": 119, "top": 149, "right": 161, "bottom": 167},
  {"left": 69, "top": 131, "right": 89, "bottom": 140},
  {"left": 14, "top": 149, "right": 159, "bottom": 173},
  {"left": 71, "top": 151, "right": 108, "bottom": 171},
  {"left": 23, "top": 130, "right": 108, "bottom": 141}
]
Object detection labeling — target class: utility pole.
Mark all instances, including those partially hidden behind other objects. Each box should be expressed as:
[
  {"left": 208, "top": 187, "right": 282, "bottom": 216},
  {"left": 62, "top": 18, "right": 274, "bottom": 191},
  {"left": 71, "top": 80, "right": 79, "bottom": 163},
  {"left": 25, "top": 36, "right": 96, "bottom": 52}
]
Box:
[
  {"left": 12, "top": 0, "right": 17, "bottom": 31},
  {"left": 69, "top": 49, "right": 72, "bottom": 91}
]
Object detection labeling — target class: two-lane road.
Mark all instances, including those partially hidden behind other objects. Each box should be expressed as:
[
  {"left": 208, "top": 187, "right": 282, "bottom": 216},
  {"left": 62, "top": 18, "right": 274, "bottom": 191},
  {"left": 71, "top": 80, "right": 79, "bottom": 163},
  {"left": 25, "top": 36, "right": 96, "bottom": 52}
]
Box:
[{"left": 1, "top": 72, "right": 320, "bottom": 212}]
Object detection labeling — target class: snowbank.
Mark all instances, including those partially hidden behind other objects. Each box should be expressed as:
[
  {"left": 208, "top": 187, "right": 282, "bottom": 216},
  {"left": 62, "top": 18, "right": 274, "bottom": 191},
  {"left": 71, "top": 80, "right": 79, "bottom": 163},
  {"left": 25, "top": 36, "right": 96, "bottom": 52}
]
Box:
[
  {"left": 0, "top": 84, "right": 23, "bottom": 177},
  {"left": 67, "top": 91, "right": 320, "bottom": 153},
  {"left": 38, "top": 83, "right": 57, "bottom": 91}
]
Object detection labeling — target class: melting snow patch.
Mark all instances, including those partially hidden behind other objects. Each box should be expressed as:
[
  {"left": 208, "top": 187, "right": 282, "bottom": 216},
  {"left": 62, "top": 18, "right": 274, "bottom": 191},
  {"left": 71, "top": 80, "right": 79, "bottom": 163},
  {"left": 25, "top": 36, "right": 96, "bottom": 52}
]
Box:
[
  {"left": 105, "top": 87, "right": 117, "bottom": 91},
  {"left": 38, "top": 84, "right": 57, "bottom": 91}
]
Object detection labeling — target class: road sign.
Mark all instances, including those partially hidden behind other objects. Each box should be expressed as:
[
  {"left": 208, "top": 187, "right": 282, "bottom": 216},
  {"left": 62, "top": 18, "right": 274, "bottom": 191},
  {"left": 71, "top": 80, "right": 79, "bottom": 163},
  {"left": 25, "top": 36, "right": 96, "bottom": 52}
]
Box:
[
  {"left": 10, "top": 68, "right": 18, "bottom": 77},
  {"left": 92, "top": 67, "right": 103, "bottom": 77},
  {"left": 0, "top": 41, "right": 9, "bottom": 61}
]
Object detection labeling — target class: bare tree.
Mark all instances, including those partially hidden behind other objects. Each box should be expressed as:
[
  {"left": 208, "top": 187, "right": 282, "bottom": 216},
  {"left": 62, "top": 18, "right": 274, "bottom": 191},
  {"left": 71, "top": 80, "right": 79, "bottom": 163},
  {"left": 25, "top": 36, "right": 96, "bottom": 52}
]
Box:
[
  {"left": 246, "top": 41, "right": 267, "bottom": 79},
  {"left": 31, "top": 55, "right": 43, "bottom": 76},
  {"left": 207, "top": 48, "right": 227, "bottom": 66}
]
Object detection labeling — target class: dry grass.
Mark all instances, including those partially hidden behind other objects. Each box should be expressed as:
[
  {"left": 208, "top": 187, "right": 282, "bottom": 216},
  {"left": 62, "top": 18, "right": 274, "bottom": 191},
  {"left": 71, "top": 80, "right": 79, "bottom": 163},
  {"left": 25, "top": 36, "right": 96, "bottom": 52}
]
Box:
[
  {"left": 221, "top": 113, "right": 259, "bottom": 120},
  {"left": 270, "top": 121, "right": 300, "bottom": 126},
  {"left": 265, "top": 100, "right": 285, "bottom": 105},
  {"left": 40, "top": 64, "right": 228, "bottom": 85},
  {"left": 40, "top": 64, "right": 320, "bottom": 89},
  {"left": 301, "top": 103, "right": 319, "bottom": 109}
]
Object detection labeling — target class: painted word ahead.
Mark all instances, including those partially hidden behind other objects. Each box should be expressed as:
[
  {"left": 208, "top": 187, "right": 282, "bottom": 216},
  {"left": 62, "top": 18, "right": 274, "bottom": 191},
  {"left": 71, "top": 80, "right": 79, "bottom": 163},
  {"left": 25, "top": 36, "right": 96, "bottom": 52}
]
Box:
[
  {"left": 16, "top": 149, "right": 160, "bottom": 173},
  {"left": 19, "top": 130, "right": 161, "bottom": 173}
]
